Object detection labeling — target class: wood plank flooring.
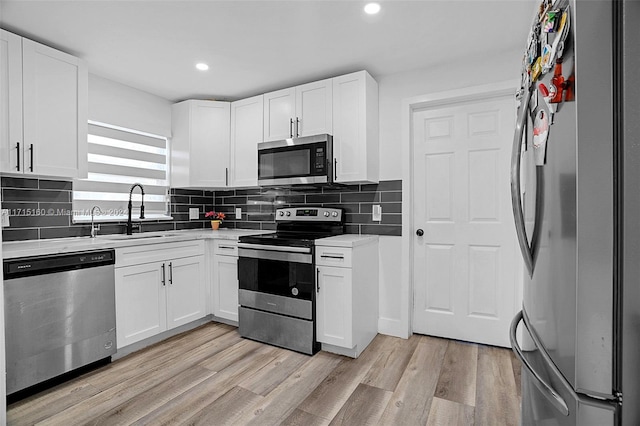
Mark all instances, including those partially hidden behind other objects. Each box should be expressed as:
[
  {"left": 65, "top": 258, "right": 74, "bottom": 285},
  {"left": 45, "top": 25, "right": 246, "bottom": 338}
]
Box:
[{"left": 8, "top": 322, "right": 522, "bottom": 426}]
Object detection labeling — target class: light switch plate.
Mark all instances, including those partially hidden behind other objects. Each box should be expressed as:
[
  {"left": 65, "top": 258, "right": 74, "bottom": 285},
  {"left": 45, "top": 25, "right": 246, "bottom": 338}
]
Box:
[
  {"left": 1, "top": 209, "right": 9, "bottom": 227},
  {"left": 189, "top": 208, "right": 199, "bottom": 220},
  {"left": 372, "top": 204, "right": 382, "bottom": 222},
  {"left": 235, "top": 207, "right": 242, "bottom": 219}
]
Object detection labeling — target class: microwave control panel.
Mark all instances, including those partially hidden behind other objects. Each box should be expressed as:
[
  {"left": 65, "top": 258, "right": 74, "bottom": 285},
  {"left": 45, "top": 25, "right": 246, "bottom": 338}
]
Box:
[{"left": 314, "top": 147, "right": 326, "bottom": 172}]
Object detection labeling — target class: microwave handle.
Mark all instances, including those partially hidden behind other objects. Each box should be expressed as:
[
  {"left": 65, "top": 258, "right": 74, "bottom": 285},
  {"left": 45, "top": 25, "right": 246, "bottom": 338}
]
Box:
[{"left": 334, "top": 158, "right": 337, "bottom": 181}]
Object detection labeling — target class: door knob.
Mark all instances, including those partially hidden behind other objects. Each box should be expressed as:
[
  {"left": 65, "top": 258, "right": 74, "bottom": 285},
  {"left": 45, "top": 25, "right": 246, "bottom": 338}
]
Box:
[{"left": 416, "top": 229, "right": 424, "bottom": 236}]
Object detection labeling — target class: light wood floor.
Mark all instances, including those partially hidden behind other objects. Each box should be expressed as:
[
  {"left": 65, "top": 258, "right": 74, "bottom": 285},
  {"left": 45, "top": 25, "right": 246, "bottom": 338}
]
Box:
[{"left": 8, "top": 322, "right": 522, "bottom": 426}]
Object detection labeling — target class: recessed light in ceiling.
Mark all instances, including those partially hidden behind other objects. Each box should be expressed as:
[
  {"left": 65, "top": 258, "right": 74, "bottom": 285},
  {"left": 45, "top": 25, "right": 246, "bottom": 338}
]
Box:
[
  {"left": 364, "top": 2, "right": 381, "bottom": 15},
  {"left": 195, "top": 63, "right": 209, "bottom": 71}
]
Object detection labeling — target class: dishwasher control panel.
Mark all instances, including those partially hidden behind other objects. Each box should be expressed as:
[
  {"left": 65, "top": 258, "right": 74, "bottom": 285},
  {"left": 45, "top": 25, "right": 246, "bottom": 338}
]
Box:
[{"left": 3, "top": 249, "right": 115, "bottom": 279}]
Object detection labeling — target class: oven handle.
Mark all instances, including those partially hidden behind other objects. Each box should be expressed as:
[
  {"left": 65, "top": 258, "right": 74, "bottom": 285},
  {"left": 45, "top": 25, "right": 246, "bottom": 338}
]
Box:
[
  {"left": 237, "top": 243, "right": 311, "bottom": 254},
  {"left": 238, "top": 247, "right": 312, "bottom": 264}
]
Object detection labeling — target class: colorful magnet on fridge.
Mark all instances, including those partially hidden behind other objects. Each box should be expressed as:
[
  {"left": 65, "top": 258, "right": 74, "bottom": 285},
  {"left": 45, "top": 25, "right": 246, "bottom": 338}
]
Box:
[
  {"left": 531, "top": 57, "right": 543, "bottom": 82},
  {"left": 543, "top": 10, "right": 559, "bottom": 33},
  {"left": 533, "top": 107, "right": 550, "bottom": 166},
  {"left": 541, "top": 44, "right": 553, "bottom": 72}
]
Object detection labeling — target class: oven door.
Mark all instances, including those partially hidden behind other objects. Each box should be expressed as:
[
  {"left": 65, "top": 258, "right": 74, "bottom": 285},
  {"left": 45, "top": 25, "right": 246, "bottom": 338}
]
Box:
[
  {"left": 257, "top": 134, "right": 332, "bottom": 186},
  {"left": 237, "top": 244, "right": 315, "bottom": 301}
]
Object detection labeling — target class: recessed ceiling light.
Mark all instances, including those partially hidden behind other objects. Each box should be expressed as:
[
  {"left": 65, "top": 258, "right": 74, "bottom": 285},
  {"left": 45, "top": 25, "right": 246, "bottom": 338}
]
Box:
[
  {"left": 195, "top": 63, "right": 209, "bottom": 71},
  {"left": 364, "top": 2, "right": 381, "bottom": 15}
]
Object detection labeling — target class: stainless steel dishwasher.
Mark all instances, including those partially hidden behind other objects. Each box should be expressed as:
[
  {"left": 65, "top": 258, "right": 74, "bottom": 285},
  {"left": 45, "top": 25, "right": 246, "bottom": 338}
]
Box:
[{"left": 3, "top": 249, "right": 117, "bottom": 395}]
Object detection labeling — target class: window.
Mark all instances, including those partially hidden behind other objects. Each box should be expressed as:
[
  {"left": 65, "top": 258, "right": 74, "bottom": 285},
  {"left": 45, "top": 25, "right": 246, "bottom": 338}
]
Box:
[{"left": 73, "top": 121, "right": 170, "bottom": 222}]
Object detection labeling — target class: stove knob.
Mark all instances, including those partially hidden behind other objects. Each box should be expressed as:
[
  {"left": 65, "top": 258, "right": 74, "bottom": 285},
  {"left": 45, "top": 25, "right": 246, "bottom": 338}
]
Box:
[
  {"left": 278, "top": 211, "right": 285, "bottom": 217},
  {"left": 331, "top": 211, "right": 338, "bottom": 217},
  {"left": 286, "top": 211, "right": 291, "bottom": 216},
  {"left": 324, "top": 211, "right": 330, "bottom": 217}
]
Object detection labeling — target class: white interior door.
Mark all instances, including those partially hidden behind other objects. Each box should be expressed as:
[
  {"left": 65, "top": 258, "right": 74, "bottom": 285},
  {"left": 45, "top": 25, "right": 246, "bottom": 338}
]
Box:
[{"left": 412, "top": 94, "right": 519, "bottom": 347}]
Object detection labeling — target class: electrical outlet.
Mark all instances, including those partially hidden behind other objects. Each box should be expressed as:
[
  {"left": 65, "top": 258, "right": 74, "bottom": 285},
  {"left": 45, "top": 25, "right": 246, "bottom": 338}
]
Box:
[
  {"left": 235, "top": 207, "right": 242, "bottom": 219},
  {"left": 189, "top": 208, "right": 199, "bottom": 220},
  {"left": 372, "top": 205, "right": 382, "bottom": 222},
  {"left": 1, "top": 209, "right": 9, "bottom": 227}
]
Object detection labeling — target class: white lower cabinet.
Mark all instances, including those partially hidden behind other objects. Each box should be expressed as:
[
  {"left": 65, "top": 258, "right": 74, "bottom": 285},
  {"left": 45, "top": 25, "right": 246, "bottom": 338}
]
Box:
[
  {"left": 211, "top": 239, "right": 239, "bottom": 323},
  {"left": 315, "top": 237, "right": 379, "bottom": 358},
  {"left": 115, "top": 241, "right": 205, "bottom": 349}
]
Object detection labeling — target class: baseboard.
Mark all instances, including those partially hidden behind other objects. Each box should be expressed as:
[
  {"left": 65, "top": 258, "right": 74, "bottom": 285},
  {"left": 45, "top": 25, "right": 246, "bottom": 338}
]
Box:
[{"left": 378, "top": 317, "right": 410, "bottom": 339}]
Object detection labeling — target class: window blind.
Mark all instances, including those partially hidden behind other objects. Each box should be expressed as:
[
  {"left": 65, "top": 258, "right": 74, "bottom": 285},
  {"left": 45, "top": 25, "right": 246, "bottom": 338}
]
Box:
[{"left": 73, "top": 122, "right": 170, "bottom": 222}]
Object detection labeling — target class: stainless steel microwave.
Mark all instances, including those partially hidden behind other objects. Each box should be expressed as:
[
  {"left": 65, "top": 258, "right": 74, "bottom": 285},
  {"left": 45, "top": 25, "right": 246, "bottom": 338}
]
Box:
[{"left": 257, "top": 134, "right": 333, "bottom": 186}]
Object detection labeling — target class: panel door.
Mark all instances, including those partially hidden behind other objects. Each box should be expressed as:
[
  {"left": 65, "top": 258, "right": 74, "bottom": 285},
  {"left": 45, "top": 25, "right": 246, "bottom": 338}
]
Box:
[
  {"left": 212, "top": 254, "right": 239, "bottom": 322},
  {"left": 115, "top": 262, "right": 166, "bottom": 348},
  {"left": 316, "top": 266, "right": 353, "bottom": 348},
  {"left": 0, "top": 30, "right": 23, "bottom": 174},
  {"left": 189, "top": 100, "right": 230, "bottom": 187},
  {"left": 166, "top": 255, "right": 206, "bottom": 329},
  {"left": 263, "top": 87, "right": 295, "bottom": 142},
  {"left": 412, "top": 95, "right": 518, "bottom": 347},
  {"left": 295, "top": 79, "right": 332, "bottom": 137},
  {"left": 230, "top": 95, "right": 263, "bottom": 187},
  {"left": 22, "top": 38, "right": 87, "bottom": 178}
]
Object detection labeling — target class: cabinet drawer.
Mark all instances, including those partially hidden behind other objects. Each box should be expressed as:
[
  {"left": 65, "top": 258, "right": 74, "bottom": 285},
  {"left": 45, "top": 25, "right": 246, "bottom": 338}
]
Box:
[
  {"left": 315, "top": 246, "right": 352, "bottom": 268},
  {"left": 213, "top": 239, "right": 238, "bottom": 256},
  {"left": 116, "top": 240, "right": 204, "bottom": 268}
]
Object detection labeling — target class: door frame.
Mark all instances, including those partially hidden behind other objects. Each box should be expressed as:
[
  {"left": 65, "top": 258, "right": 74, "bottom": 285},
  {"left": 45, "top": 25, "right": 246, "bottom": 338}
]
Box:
[{"left": 400, "top": 80, "right": 521, "bottom": 338}]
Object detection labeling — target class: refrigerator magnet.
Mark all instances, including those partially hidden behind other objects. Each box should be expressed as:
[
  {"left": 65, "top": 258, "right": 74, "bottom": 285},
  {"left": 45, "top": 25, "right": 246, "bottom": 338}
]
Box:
[{"left": 532, "top": 107, "right": 550, "bottom": 165}]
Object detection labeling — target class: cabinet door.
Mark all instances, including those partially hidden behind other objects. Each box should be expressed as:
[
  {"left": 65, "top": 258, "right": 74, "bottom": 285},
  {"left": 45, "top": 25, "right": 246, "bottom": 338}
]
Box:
[
  {"left": 295, "top": 79, "right": 332, "bottom": 137},
  {"left": 115, "top": 262, "right": 167, "bottom": 348},
  {"left": 0, "top": 30, "right": 23, "bottom": 173},
  {"left": 332, "top": 71, "right": 378, "bottom": 183},
  {"left": 263, "top": 87, "right": 295, "bottom": 142},
  {"left": 189, "top": 100, "right": 231, "bottom": 187},
  {"left": 212, "top": 254, "right": 239, "bottom": 322},
  {"left": 230, "top": 95, "right": 263, "bottom": 187},
  {"left": 22, "top": 38, "right": 87, "bottom": 178},
  {"left": 166, "top": 255, "right": 206, "bottom": 329},
  {"left": 316, "top": 266, "right": 353, "bottom": 348}
]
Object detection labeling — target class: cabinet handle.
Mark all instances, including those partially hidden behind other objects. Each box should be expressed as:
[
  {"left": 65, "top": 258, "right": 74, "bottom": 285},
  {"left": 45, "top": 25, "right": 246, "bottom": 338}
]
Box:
[
  {"left": 161, "top": 263, "right": 166, "bottom": 286},
  {"left": 296, "top": 117, "right": 300, "bottom": 137},
  {"left": 29, "top": 144, "right": 33, "bottom": 172},
  {"left": 219, "top": 245, "right": 235, "bottom": 250},
  {"left": 289, "top": 118, "right": 294, "bottom": 138},
  {"left": 225, "top": 168, "right": 228, "bottom": 186},
  {"left": 169, "top": 262, "right": 173, "bottom": 285},
  {"left": 321, "top": 254, "right": 344, "bottom": 260},
  {"left": 316, "top": 268, "right": 320, "bottom": 293},
  {"left": 15, "top": 142, "right": 20, "bottom": 171},
  {"left": 334, "top": 159, "right": 337, "bottom": 181}
]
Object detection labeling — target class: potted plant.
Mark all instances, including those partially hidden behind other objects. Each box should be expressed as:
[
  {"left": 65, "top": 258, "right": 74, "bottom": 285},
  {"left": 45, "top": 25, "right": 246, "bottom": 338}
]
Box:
[{"left": 205, "top": 211, "right": 225, "bottom": 230}]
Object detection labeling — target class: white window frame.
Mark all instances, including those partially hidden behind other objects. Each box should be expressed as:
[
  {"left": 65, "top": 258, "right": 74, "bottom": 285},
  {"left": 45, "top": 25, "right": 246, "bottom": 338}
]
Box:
[{"left": 72, "top": 120, "right": 172, "bottom": 223}]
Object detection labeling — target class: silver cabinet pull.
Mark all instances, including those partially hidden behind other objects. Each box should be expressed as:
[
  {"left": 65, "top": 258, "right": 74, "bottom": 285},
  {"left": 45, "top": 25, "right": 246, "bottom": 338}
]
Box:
[
  {"left": 16, "top": 142, "right": 20, "bottom": 171},
  {"left": 29, "top": 144, "right": 33, "bottom": 172},
  {"left": 316, "top": 268, "right": 320, "bottom": 293},
  {"left": 168, "top": 262, "right": 173, "bottom": 285},
  {"left": 510, "top": 88, "right": 534, "bottom": 276},
  {"left": 296, "top": 117, "right": 300, "bottom": 137},
  {"left": 161, "top": 263, "right": 166, "bottom": 286},
  {"left": 320, "top": 254, "right": 344, "bottom": 260},
  {"left": 510, "top": 310, "right": 569, "bottom": 416},
  {"left": 289, "top": 118, "right": 294, "bottom": 138},
  {"left": 225, "top": 168, "right": 228, "bottom": 186}
]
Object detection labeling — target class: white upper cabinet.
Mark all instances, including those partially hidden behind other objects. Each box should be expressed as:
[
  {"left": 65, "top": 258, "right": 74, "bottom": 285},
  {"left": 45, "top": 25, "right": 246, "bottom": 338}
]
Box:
[
  {"left": 263, "top": 78, "right": 332, "bottom": 141},
  {"left": 230, "top": 95, "right": 263, "bottom": 187},
  {"left": 171, "top": 100, "right": 230, "bottom": 188},
  {"left": 332, "top": 71, "right": 379, "bottom": 184},
  {"left": 0, "top": 30, "right": 87, "bottom": 178}
]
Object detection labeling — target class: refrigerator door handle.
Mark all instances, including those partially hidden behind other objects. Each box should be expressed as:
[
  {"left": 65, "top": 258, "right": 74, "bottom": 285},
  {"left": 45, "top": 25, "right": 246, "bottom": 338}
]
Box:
[
  {"left": 510, "top": 310, "right": 570, "bottom": 416},
  {"left": 510, "top": 89, "right": 535, "bottom": 276}
]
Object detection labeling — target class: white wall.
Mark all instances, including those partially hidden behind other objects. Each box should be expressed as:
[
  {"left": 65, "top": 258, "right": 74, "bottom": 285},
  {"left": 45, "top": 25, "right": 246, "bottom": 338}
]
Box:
[
  {"left": 89, "top": 74, "right": 172, "bottom": 137},
  {"left": 375, "top": 48, "right": 522, "bottom": 338}
]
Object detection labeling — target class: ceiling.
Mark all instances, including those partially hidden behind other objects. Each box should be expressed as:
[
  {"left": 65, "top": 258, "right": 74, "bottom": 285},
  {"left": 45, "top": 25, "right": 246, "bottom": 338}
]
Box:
[{"left": 0, "top": 0, "right": 536, "bottom": 103}]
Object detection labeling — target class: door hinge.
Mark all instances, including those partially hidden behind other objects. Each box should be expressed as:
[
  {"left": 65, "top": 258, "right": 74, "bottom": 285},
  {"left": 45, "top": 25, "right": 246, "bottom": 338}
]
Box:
[{"left": 615, "top": 391, "right": 623, "bottom": 405}]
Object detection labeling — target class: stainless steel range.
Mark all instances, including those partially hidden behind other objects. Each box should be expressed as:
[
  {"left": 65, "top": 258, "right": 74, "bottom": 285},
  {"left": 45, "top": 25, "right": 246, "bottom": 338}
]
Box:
[{"left": 237, "top": 206, "right": 344, "bottom": 354}]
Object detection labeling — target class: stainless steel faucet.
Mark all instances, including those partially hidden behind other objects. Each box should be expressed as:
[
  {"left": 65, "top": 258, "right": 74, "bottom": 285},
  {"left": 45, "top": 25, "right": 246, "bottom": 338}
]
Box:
[
  {"left": 90, "top": 205, "right": 101, "bottom": 238},
  {"left": 127, "top": 183, "right": 145, "bottom": 235}
]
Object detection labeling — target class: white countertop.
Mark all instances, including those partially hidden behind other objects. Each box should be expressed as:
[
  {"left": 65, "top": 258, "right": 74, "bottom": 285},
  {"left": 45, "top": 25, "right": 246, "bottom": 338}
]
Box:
[
  {"left": 316, "top": 234, "right": 379, "bottom": 248},
  {"left": 2, "top": 228, "right": 273, "bottom": 259}
]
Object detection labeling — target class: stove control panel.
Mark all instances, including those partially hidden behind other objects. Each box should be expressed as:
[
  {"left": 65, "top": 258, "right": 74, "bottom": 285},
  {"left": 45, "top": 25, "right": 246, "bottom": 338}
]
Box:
[{"left": 275, "top": 207, "right": 343, "bottom": 222}]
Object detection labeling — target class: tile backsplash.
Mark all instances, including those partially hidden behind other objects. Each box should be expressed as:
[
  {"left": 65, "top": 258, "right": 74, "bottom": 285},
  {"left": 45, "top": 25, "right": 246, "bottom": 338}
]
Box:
[{"left": 1, "top": 175, "right": 402, "bottom": 242}]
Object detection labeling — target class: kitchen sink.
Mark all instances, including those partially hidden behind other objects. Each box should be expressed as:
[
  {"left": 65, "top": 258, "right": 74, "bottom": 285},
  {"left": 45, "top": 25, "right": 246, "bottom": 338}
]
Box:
[{"left": 99, "top": 233, "right": 178, "bottom": 240}]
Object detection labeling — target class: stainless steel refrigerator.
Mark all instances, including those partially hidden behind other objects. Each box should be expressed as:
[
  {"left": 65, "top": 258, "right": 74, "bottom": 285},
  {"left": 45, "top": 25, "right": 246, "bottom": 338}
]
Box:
[{"left": 509, "top": 0, "right": 640, "bottom": 425}]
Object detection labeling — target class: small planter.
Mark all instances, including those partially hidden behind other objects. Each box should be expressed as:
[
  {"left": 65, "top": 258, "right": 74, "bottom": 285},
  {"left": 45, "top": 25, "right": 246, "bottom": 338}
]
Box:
[{"left": 210, "top": 220, "right": 221, "bottom": 230}]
